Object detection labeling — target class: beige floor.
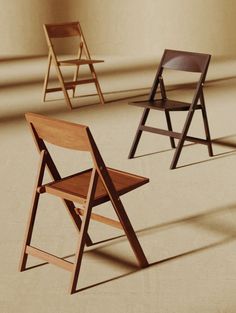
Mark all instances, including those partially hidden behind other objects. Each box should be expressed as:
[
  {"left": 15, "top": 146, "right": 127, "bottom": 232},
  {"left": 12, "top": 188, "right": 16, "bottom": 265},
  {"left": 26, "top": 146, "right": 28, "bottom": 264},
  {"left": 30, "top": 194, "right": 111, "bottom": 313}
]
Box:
[{"left": 1, "top": 56, "right": 236, "bottom": 313}]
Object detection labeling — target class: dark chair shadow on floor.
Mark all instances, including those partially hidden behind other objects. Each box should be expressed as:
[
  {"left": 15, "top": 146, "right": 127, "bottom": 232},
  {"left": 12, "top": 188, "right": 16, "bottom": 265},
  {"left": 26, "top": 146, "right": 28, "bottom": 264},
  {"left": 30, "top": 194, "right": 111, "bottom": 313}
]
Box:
[
  {"left": 149, "top": 207, "right": 236, "bottom": 266},
  {"left": 132, "top": 143, "right": 194, "bottom": 159},
  {"left": 136, "top": 202, "right": 236, "bottom": 237},
  {"left": 24, "top": 202, "right": 236, "bottom": 293},
  {"left": 132, "top": 135, "right": 236, "bottom": 168},
  {"left": 149, "top": 236, "right": 235, "bottom": 267},
  {"left": 24, "top": 241, "right": 140, "bottom": 294},
  {"left": 0, "top": 88, "right": 150, "bottom": 127},
  {"left": 23, "top": 234, "right": 128, "bottom": 271},
  {"left": 1, "top": 70, "right": 236, "bottom": 127},
  {"left": 48, "top": 87, "right": 149, "bottom": 109},
  {"left": 212, "top": 135, "right": 236, "bottom": 149},
  {"left": 177, "top": 136, "right": 236, "bottom": 169}
]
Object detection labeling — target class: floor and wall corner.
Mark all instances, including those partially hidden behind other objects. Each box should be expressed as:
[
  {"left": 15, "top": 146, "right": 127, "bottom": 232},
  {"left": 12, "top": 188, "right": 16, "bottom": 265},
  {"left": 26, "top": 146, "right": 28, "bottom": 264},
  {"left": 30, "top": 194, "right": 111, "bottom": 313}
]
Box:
[{"left": 1, "top": 1, "right": 236, "bottom": 312}]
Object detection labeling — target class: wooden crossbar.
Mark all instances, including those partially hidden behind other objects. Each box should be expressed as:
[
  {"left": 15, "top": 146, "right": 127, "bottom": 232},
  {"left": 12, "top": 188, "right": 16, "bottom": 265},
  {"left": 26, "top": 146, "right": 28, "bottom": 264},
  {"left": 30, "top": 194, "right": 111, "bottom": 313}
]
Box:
[
  {"left": 59, "top": 59, "right": 104, "bottom": 65},
  {"left": 45, "top": 79, "right": 96, "bottom": 93},
  {"left": 75, "top": 208, "right": 122, "bottom": 229},
  {"left": 140, "top": 125, "right": 208, "bottom": 145},
  {"left": 26, "top": 245, "right": 74, "bottom": 272}
]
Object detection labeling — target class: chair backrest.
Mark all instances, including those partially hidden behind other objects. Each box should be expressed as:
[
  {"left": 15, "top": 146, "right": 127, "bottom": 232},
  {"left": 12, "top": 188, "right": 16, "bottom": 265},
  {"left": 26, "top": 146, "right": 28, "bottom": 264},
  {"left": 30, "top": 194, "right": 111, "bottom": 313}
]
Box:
[
  {"left": 43, "top": 21, "right": 90, "bottom": 60},
  {"left": 26, "top": 113, "right": 111, "bottom": 186},
  {"left": 149, "top": 49, "right": 211, "bottom": 101},
  {"left": 44, "top": 21, "right": 81, "bottom": 39},
  {"left": 161, "top": 49, "right": 211, "bottom": 74},
  {"left": 25, "top": 112, "right": 92, "bottom": 152}
]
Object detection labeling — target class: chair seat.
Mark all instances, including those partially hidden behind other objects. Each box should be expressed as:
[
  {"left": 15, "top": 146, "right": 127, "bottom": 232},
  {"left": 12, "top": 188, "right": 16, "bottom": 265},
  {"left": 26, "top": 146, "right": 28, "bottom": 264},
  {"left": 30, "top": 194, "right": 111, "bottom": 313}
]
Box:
[
  {"left": 130, "top": 99, "right": 202, "bottom": 111},
  {"left": 59, "top": 58, "right": 104, "bottom": 66},
  {"left": 43, "top": 168, "right": 149, "bottom": 207}
]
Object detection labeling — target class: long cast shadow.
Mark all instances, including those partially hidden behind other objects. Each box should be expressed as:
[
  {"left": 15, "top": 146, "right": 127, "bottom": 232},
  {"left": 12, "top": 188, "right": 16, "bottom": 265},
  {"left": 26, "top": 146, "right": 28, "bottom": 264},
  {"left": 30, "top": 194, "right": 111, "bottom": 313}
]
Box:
[
  {"left": 132, "top": 134, "right": 236, "bottom": 168},
  {"left": 136, "top": 202, "right": 236, "bottom": 236},
  {"left": 176, "top": 136, "right": 236, "bottom": 169},
  {"left": 1, "top": 72, "right": 236, "bottom": 126},
  {"left": 23, "top": 202, "right": 236, "bottom": 293},
  {"left": 0, "top": 88, "right": 150, "bottom": 127},
  {"left": 212, "top": 135, "right": 236, "bottom": 149},
  {"left": 149, "top": 236, "right": 235, "bottom": 267},
  {"left": 75, "top": 202, "right": 236, "bottom": 292}
]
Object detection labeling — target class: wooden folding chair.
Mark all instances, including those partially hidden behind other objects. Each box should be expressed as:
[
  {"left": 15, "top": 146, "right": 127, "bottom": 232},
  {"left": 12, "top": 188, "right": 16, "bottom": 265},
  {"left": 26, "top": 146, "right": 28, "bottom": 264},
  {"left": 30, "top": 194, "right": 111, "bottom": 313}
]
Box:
[
  {"left": 128, "top": 49, "right": 213, "bottom": 169},
  {"left": 19, "top": 113, "right": 149, "bottom": 294},
  {"left": 42, "top": 21, "right": 105, "bottom": 110}
]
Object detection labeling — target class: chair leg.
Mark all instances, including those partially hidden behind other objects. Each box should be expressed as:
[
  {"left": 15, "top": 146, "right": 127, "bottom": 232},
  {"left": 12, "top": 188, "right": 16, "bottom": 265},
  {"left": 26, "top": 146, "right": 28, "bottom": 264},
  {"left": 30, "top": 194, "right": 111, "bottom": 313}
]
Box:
[
  {"left": 170, "top": 109, "right": 195, "bottom": 169},
  {"left": 42, "top": 54, "right": 52, "bottom": 102},
  {"left": 111, "top": 197, "right": 149, "bottom": 268},
  {"left": 69, "top": 203, "right": 93, "bottom": 294},
  {"left": 165, "top": 111, "right": 176, "bottom": 148},
  {"left": 72, "top": 65, "right": 79, "bottom": 98},
  {"left": 64, "top": 199, "right": 93, "bottom": 247},
  {"left": 94, "top": 165, "right": 148, "bottom": 268},
  {"left": 200, "top": 92, "right": 213, "bottom": 156},
  {"left": 41, "top": 148, "right": 93, "bottom": 246},
  {"left": 201, "top": 106, "right": 213, "bottom": 157},
  {"left": 19, "top": 191, "right": 40, "bottom": 271},
  {"left": 94, "top": 79, "right": 105, "bottom": 105},
  {"left": 89, "top": 64, "right": 105, "bottom": 105},
  {"left": 69, "top": 170, "right": 98, "bottom": 294},
  {"left": 54, "top": 63, "right": 73, "bottom": 110},
  {"left": 128, "top": 108, "right": 150, "bottom": 159},
  {"left": 19, "top": 151, "right": 47, "bottom": 271}
]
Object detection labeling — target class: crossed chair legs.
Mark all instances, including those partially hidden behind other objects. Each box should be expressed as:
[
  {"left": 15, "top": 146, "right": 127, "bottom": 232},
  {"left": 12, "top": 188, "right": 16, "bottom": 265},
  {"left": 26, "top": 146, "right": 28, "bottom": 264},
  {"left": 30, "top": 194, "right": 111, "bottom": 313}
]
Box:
[
  {"left": 128, "top": 99, "right": 213, "bottom": 170},
  {"left": 42, "top": 55, "right": 105, "bottom": 110},
  {"left": 19, "top": 151, "right": 148, "bottom": 294}
]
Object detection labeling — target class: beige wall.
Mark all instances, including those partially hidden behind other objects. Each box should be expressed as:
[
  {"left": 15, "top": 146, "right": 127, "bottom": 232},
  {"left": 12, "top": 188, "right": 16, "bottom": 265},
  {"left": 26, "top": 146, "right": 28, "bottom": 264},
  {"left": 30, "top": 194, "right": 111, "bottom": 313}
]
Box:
[
  {"left": 0, "top": 0, "right": 80, "bottom": 56},
  {"left": 0, "top": 0, "right": 236, "bottom": 58},
  {"left": 79, "top": 0, "right": 236, "bottom": 58}
]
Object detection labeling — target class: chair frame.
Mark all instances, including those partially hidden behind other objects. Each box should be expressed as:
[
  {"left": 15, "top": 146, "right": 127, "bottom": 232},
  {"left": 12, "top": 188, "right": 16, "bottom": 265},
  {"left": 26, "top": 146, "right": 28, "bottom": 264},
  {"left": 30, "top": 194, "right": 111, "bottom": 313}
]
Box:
[
  {"left": 19, "top": 113, "right": 149, "bottom": 294},
  {"left": 128, "top": 49, "right": 213, "bottom": 169},
  {"left": 42, "top": 21, "right": 105, "bottom": 110}
]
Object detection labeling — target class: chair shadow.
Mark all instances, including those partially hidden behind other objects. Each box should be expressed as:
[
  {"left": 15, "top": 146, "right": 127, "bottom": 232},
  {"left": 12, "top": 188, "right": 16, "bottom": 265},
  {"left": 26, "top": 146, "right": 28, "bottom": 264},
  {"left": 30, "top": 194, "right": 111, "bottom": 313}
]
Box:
[
  {"left": 24, "top": 234, "right": 128, "bottom": 271},
  {"left": 136, "top": 202, "right": 236, "bottom": 236},
  {"left": 73, "top": 201, "right": 236, "bottom": 292},
  {"left": 132, "top": 143, "right": 193, "bottom": 159},
  {"left": 132, "top": 135, "right": 236, "bottom": 168},
  {"left": 24, "top": 202, "right": 236, "bottom": 293},
  {"left": 176, "top": 150, "right": 236, "bottom": 169},
  {"left": 176, "top": 136, "right": 236, "bottom": 169},
  {"left": 74, "top": 269, "right": 140, "bottom": 293},
  {"left": 24, "top": 237, "right": 140, "bottom": 294},
  {"left": 1, "top": 63, "right": 236, "bottom": 126},
  {"left": 148, "top": 207, "right": 236, "bottom": 266},
  {"left": 212, "top": 135, "right": 236, "bottom": 149},
  {"left": 149, "top": 236, "right": 235, "bottom": 268},
  {"left": 0, "top": 88, "right": 150, "bottom": 127}
]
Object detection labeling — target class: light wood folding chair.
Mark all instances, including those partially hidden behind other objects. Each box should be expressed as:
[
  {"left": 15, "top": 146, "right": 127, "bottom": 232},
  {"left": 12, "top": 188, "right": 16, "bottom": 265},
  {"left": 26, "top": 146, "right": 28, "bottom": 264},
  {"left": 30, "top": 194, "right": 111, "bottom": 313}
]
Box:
[
  {"left": 19, "top": 113, "right": 149, "bottom": 294},
  {"left": 128, "top": 49, "right": 213, "bottom": 169},
  {"left": 42, "top": 21, "right": 105, "bottom": 110}
]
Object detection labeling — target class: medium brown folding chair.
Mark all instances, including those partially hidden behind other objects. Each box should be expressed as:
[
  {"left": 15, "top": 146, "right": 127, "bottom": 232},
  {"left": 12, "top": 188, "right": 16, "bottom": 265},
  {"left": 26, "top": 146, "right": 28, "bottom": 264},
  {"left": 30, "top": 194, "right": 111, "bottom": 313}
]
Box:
[
  {"left": 42, "top": 21, "right": 105, "bottom": 110},
  {"left": 19, "top": 113, "right": 149, "bottom": 294},
  {"left": 128, "top": 49, "right": 213, "bottom": 169}
]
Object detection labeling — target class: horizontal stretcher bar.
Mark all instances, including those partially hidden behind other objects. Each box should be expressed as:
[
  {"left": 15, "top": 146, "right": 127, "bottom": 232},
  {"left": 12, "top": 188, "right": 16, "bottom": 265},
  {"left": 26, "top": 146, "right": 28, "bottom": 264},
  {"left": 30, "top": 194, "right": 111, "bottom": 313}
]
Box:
[
  {"left": 140, "top": 125, "right": 208, "bottom": 145},
  {"left": 45, "top": 78, "right": 96, "bottom": 92},
  {"left": 75, "top": 207, "right": 122, "bottom": 230},
  {"left": 26, "top": 245, "right": 74, "bottom": 272}
]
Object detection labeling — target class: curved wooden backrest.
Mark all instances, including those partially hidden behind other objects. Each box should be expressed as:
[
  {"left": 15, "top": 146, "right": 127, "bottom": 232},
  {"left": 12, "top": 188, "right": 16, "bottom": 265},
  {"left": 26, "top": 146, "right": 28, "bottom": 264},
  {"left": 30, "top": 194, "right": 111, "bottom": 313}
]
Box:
[
  {"left": 44, "top": 21, "right": 81, "bottom": 39},
  {"left": 161, "top": 49, "right": 211, "bottom": 73},
  {"left": 25, "top": 113, "right": 91, "bottom": 152}
]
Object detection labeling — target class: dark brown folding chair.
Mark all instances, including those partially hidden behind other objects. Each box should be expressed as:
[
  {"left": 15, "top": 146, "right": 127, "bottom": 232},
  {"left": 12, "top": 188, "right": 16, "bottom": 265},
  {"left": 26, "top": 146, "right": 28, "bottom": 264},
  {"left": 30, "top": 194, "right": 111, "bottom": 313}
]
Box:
[
  {"left": 42, "top": 21, "right": 105, "bottom": 110},
  {"left": 128, "top": 49, "right": 213, "bottom": 169},
  {"left": 19, "top": 113, "right": 149, "bottom": 294}
]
